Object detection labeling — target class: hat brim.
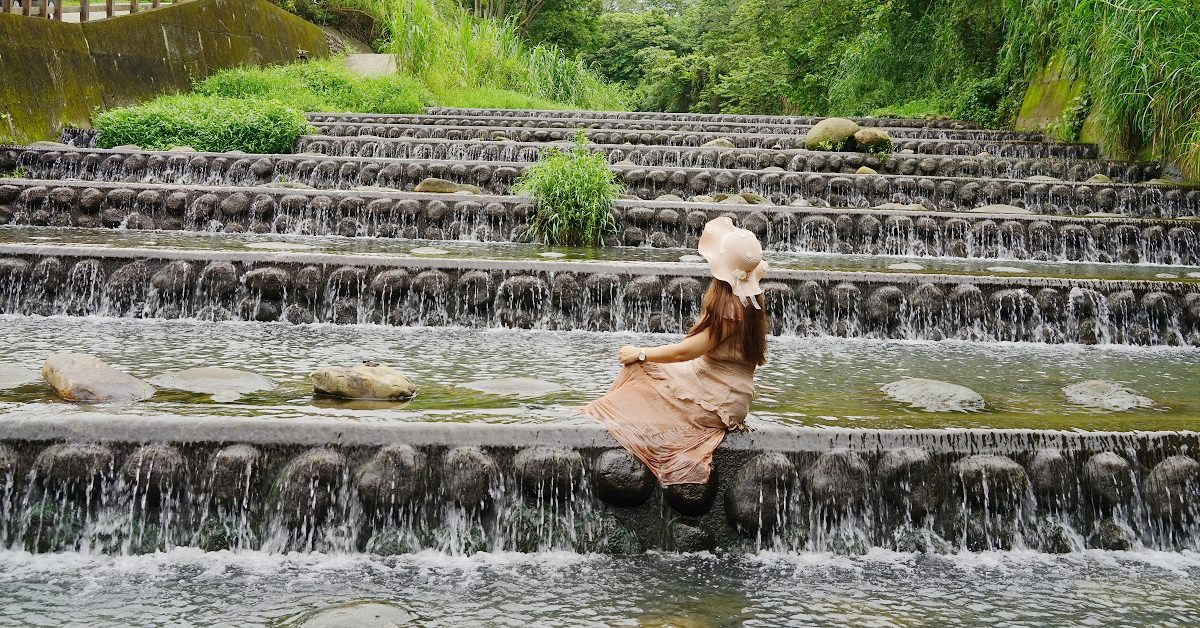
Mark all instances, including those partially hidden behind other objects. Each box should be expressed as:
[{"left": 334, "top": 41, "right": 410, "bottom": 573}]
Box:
[{"left": 697, "top": 217, "right": 767, "bottom": 299}]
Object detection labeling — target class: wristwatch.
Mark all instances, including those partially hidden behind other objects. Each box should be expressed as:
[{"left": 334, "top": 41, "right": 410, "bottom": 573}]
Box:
[{"left": 637, "top": 351, "right": 646, "bottom": 362}]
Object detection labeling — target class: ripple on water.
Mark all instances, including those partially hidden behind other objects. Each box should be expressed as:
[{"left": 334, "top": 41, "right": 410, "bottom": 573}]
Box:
[{"left": 1, "top": 316, "right": 1199, "bottom": 430}]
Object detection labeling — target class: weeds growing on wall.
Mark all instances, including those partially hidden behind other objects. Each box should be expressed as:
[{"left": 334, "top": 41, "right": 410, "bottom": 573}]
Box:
[
  {"left": 93, "top": 96, "right": 310, "bottom": 153},
  {"left": 514, "top": 130, "right": 622, "bottom": 247},
  {"left": 196, "top": 58, "right": 429, "bottom": 114}
]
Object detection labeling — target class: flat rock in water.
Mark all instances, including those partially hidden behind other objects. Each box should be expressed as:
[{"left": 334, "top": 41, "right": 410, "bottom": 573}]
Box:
[
  {"left": 0, "top": 364, "right": 40, "bottom": 389},
  {"left": 42, "top": 353, "right": 155, "bottom": 402},
  {"left": 311, "top": 363, "right": 416, "bottom": 400},
  {"left": 1063, "top": 380, "right": 1153, "bottom": 411},
  {"left": 1187, "top": 272, "right": 1200, "bottom": 279},
  {"left": 413, "top": 177, "right": 481, "bottom": 194},
  {"left": 411, "top": 247, "right": 448, "bottom": 256},
  {"left": 987, "top": 266, "right": 1028, "bottom": 273},
  {"left": 294, "top": 601, "right": 416, "bottom": 628},
  {"left": 149, "top": 367, "right": 275, "bottom": 402},
  {"left": 679, "top": 254, "right": 705, "bottom": 263},
  {"left": 968, "top": 204, "right": 1033, "bottom": 215},
  {"left": 881, "top": 378, "right": 985, "bottom": 412},
  {"left": 538, "top": 252, "right": 567, "bottom": 258},
  {"left": 1155, "top": 273, "right": 1179, "bottom": 279},
  {"left": 887, "top": 262, "right": 924, "bottom": 271},
  {"left": 462, "top": 377, "right": 564, "bottom": 398}
]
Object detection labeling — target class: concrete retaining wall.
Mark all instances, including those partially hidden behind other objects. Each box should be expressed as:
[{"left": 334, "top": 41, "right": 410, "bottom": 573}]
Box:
[{"left": 0, "top": 0, "right": 330, "bottom": 144}]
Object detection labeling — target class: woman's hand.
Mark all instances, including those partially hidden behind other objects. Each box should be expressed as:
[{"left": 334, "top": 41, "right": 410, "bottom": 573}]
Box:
[{"left": 617, "top": 345, "right": 642, "bottom": 365}]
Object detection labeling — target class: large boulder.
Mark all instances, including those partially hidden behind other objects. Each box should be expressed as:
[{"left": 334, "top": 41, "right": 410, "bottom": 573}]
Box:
[
  {"left": 1062, "top": 380, "right": 1152, "bottom": 411},
  {"left": 881, "top": 378, "right": 985, "bottom": 412},
  {"left": 701, "top": 138, "right": 736, "bottom": 148},
  {"left": 852, "top": 128, "right": 892, "bottom": 152},
  {"left": 149, "top": 367, "right": 275, "bottom": 402},
  {"left": 804, "top": 118, "right": 860, "bottom": 150},
  {"left": 414, "top": 177, "right": 481, "bottom": 194},
  {"left": 310, "top": 362, "right": 416, "bottom": 400},
  {"left": 41, "top": 353, "right": 155, "bottom": 402}
]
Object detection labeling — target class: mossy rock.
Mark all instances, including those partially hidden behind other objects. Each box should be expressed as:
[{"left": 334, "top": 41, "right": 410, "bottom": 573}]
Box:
[
  {"left": 197, "top": 517, "right": 247, "bottom": 552},
  {"left": 574, "top": 513, "right": 642, "bottom": 554},
  {"left": 24, "top": 502, "right": 84, "bottom": 553},
  {"left": 365, "top": 528, "right": 421, "bottom": 556},
  {"left": 804, "top": 118, "right": 860, "bottom": 151},
  {"left": 504, "top": 503, "right": 572, "bottom": 552},
  {"left": 89, "top": 517, "right": 162, "bottom": 555}
]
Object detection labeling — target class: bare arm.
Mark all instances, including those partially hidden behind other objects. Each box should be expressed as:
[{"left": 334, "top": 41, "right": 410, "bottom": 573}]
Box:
[{"left": 617, "top": 329, "right": 719, "bottom": 365}]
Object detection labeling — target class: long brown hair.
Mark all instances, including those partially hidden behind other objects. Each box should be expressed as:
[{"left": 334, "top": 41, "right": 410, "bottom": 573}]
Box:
[{"left": 686, "top": 279, "right": 768, "bottom": 365}]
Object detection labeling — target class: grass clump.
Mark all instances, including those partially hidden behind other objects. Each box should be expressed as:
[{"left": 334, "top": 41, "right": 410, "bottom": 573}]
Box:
[
  {"left": 374, "top": 0, "right": 625, "bottom": 110},
  {"left": 93, "top": 95, "right": 309, "bottom": 153},
  {"left": 514, "top": 130, "right": 623, "bottom": 247},
  {"left": 999, "top": 0, "right": 1200, "bottom": 176},
  {"left": 195, "top": 58, "right": 429, "bottom": 114}
]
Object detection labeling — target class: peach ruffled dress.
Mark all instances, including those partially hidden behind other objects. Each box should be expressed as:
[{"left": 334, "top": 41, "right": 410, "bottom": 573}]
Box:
[{"left": 582, "top": 328, "right": 755, "bottom": 485}]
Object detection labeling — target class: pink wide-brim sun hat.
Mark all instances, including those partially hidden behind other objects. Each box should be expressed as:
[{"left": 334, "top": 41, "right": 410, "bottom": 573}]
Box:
[{"left": 697, "top": 216, "right": 768, "bottom": 303}]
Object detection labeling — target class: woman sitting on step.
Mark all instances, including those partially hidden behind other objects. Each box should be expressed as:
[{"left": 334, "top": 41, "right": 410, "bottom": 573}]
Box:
[{"left": 583, "top": 217, "right": 769, "bottom": 485}]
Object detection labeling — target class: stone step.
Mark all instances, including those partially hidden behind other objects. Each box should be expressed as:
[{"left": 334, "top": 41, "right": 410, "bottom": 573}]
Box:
[
  {"left": 295, "top": 134, "right": 1159, "bottom": 183},
  {"left": 422, "top": 107, "right": 980, "bottom": 129},
  {"left": 2, "top": 415, "right": 1195, "bottom": 553},
  {"left": 0, "top": 242, "right": 1197, "bottom": 345},
  {"left": 5, "top": 146, "right": 1192, "bottom": 216},
  {"left": 304, "top": 113, "right": 1034, "bottom": 142},
  {"left": 3, "top": 178, "right": 1198, "bottom": 265},
  {"left": 3, "top": 222, "right": 1197, "bottom": 284},
  {"left": 308, "top": 120, "right": 1098, "bottom": 159}
]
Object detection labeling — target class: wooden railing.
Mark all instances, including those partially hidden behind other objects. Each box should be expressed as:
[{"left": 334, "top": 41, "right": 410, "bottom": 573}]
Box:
[{"left": 0, "top": 0, "right": 178, "bottom": 22}]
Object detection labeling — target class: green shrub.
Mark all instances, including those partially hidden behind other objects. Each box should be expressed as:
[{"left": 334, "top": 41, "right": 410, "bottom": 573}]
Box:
[
  {"left": 513, "top": 130, "right": 623, "bottom": 247},
  {"left": 196, "top": 59, "right": 429, "bottom": 114},
  {"left": 93, "top": 95, "right": 310, "bottom": 153}
]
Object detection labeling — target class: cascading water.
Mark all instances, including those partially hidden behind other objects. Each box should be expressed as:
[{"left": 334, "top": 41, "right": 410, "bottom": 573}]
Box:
[{"left": 1, "top": 428, "right": 1197, "bottom": 557}]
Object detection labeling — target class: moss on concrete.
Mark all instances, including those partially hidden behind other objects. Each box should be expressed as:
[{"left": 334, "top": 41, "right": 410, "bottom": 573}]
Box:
[
  {"left": 0, "top": 0, "right": 329, "bottom": 144},
  {"left": 1014, "top": 53, "right": 1084, "bottom": 133}
]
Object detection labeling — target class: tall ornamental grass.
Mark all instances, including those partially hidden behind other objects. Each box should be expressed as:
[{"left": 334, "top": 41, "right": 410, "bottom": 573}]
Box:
[
  {"left": 514, "top": 130, "right": 623, "bottom": 247},
  {"left": 93, "top": 96, "right": 309, "bottom": 154},
  {"left": 375, "top": 0, "right": 625, "bottom": 110},
  {"left": 1000, "top": 0, "right": 1200, "bottom": 176}
]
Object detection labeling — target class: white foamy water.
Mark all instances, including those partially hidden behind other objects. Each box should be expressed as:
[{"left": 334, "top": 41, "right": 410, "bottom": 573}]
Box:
[{"left": 0, "top": 548, "right": 1196, "bottom": 626}]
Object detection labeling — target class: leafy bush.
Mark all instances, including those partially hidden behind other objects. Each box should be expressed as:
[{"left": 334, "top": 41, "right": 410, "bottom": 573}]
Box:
[
  {"left": 93, "top": 95, "right": 310, "bottom": 153},
  {"left": 513, "top": 130, "right": 623, "bottom": 247},
  {"left": 196, "top": 59, "right": 429, "bottom": 114}
]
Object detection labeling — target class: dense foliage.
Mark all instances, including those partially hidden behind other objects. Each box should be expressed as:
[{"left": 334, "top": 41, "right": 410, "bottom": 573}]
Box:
[
  {"left": 514, "top": 130, "right": 623, "bottom": 247},
  {"left": 196, "top": 59, "right": 429, "bottom": 114},
  {"left": 581, "top": 0, "right": 1200, "bottom": 176},
  {"left": 281, "top": 0, "right": 625, "bottom": 110},
  {"left": 93, "top": 96, "right": 310, "bottom": 153}
]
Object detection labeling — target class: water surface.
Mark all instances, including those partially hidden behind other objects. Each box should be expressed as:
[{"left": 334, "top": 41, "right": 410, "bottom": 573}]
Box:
[{"left": 2, "top": 316, "right": 1198, "bottom": 431}]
